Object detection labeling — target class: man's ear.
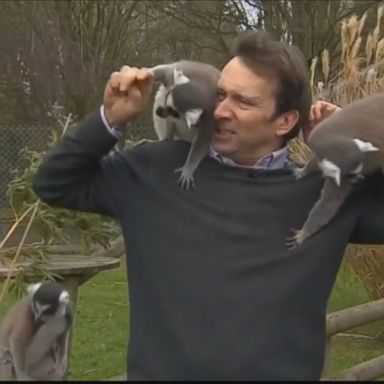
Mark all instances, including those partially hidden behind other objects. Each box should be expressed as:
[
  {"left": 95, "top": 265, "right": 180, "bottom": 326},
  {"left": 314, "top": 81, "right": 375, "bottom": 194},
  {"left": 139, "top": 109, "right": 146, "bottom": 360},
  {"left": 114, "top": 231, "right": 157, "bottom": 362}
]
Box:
[{"left": 275, "top": 110, "right": 299, "bottom": 137}]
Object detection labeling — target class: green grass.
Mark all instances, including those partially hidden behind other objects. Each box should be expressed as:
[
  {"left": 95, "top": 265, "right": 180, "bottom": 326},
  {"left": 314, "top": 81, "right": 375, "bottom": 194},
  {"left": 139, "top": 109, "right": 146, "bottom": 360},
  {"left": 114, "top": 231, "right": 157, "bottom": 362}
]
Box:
[
  {"left": 68, "top": 259, "right": 129, "bottom": 381},
  {"left": 1, "top": 259, "right": 384, "bottom": 380}
]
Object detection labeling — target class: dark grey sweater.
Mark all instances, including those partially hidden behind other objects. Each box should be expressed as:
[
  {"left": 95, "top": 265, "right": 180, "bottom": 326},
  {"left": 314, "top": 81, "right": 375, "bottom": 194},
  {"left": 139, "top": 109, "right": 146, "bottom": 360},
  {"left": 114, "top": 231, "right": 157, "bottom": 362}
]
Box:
[{"left": 32, "top": 112, "right": 384, "bottom": 380}]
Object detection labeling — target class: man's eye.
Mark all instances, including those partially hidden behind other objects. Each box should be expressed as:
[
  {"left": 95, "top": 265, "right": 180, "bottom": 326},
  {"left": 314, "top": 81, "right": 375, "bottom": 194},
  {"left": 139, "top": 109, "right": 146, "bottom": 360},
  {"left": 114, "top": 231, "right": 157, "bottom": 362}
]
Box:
[
  {"left": 217, "top": 91, "right": 225, "bottom": 101},
  {"left": 239, "top": 98, "right": 256, "bottom": 107},
  {"left": 237, "top": 99, "right": 254, "bottom": 110}
]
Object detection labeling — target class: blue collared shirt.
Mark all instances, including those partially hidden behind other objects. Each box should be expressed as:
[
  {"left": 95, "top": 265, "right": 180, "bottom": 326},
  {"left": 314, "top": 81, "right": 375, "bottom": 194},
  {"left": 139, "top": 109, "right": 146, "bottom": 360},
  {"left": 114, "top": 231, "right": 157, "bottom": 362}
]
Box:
[{"left": 209, "top": 145, "right": 288, "bottom": 170}]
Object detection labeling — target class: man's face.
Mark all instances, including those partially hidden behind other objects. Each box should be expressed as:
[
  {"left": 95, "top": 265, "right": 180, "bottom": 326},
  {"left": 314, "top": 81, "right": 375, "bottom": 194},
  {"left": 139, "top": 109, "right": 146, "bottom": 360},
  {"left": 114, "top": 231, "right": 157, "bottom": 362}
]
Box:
[{"left": 212, "top": 57, "right": 296, "bottom": 166}]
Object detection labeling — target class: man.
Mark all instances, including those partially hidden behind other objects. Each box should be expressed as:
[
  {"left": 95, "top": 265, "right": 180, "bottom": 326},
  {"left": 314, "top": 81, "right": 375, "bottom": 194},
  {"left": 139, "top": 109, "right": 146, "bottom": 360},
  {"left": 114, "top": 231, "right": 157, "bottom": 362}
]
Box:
[{"left": 32, "top": 31, "right": 384, "bottom": 380}]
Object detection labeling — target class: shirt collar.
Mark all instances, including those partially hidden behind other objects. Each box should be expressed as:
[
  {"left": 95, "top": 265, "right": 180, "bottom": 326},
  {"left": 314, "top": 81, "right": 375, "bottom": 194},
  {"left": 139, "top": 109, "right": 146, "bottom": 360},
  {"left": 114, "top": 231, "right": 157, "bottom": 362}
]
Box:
[{"left": 209, "top": 145, "right": 288, "bottom": 170}]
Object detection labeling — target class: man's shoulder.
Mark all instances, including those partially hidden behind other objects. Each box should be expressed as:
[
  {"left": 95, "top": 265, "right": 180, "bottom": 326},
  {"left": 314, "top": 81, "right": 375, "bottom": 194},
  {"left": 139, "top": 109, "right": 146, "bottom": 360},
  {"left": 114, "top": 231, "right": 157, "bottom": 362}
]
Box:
[
  {"left": 128, "top": 138, "right": 189, "bottom": 155},
  {"left": 123, "top": 138, "right": 191, "bottom": 166}
]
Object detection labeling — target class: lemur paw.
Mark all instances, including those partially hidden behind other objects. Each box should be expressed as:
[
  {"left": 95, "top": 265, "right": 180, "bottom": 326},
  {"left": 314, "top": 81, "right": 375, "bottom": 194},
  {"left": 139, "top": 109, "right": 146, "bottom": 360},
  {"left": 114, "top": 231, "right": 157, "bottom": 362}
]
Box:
[
  {"left": 175, "top": 167, "right": 196, "bottom": 191},
  {"left": 292, "top": 167, "right": 306, "bottom": 180},
  {"left": 293, "top": 168, "right": 307, "bottom": 180},
  {"left": 287, "top": 163, "right": 305, "bottom": 180},
  {"left": 0, "top": 347, "right": 12, "bottom": 364},
  {"left": 285, "top": 228, "right": 304, "bottom": 250}
]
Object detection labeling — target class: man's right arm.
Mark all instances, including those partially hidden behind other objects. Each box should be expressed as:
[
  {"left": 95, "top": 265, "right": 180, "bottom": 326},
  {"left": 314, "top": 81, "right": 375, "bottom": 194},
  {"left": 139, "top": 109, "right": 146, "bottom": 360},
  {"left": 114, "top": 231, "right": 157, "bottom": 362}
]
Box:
[
  {"left": 32, "top": 65, "right": 154, "bottom": 217},
  {"left": 32, "top": 110, "right": 124, "bottom": 217}
]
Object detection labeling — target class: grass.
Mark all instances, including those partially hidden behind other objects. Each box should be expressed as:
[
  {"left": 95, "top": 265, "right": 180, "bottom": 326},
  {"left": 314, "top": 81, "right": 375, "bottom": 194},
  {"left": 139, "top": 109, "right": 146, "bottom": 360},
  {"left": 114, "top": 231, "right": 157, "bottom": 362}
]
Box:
[
  {"left": 1, "top": 257, "right": 384, "bottom": 380},
  {"left": 67, "top": 259, "right": 129, "bottom": 381}
]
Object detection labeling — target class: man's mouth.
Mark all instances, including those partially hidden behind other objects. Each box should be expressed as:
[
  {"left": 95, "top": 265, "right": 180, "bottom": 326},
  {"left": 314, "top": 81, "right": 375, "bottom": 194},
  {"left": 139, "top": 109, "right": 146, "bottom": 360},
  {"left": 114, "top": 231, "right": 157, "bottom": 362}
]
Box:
[{"left": 214, "top": 127, "right": 235, "bottom": 137}]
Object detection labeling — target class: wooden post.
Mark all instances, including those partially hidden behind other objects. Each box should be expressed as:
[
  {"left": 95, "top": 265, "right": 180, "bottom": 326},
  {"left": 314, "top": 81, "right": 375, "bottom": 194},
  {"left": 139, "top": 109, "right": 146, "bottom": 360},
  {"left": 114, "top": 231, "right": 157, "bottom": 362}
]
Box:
[{"left": 321, "top": 336, "right": 332, "bottom": 379}]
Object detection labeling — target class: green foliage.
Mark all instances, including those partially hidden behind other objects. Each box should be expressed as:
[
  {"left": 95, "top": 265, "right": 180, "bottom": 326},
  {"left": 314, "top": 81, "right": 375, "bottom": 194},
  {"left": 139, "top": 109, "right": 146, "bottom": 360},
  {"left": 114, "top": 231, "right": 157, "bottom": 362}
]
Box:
[{"left": 8, "top": 147, "right": 116, "bottom": 251}]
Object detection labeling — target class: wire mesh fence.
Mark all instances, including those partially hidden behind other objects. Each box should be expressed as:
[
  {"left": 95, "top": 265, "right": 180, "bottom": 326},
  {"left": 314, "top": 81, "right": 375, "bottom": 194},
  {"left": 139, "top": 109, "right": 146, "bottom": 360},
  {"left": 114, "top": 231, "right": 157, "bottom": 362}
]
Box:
[{"left": 0, "top": 121, "right": 155, "bottom": 208}]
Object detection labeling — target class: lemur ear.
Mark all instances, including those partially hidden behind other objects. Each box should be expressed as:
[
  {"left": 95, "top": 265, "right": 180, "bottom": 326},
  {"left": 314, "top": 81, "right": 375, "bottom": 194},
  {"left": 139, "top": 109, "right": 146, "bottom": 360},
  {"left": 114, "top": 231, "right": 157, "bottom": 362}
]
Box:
[
  {"left": 27, "top": 282, "right": 42, "bottom": 296},
  {"left": 173, "top": 68, "right": 190, "bottom": 85},
  {"left": 353, "top": 138, "right": 379, "bottom": 152},
  {"left": 185, "top": 109, "right": 203, "bottom": 129},
  {"left": 59, "top": 290, "right": 70, "bottom": 303}
]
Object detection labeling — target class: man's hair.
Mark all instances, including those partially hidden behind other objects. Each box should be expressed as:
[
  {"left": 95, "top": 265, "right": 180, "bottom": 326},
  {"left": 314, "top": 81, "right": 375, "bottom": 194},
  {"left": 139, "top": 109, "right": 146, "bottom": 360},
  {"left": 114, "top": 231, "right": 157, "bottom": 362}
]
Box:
[{"left": 232, "top": 31, "right": 312, "bottom": 142}]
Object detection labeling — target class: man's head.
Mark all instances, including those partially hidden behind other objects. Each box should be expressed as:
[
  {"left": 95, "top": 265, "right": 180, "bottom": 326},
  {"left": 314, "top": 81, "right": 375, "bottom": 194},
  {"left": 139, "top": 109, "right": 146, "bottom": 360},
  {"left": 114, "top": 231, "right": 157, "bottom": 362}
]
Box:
[{"left": 212, "top": 31, "right": 312, "bottom": 166}]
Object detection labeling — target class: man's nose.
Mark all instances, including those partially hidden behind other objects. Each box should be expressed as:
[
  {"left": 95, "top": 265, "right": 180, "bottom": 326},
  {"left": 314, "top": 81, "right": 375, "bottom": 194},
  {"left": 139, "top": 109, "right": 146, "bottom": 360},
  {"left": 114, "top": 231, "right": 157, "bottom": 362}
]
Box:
[{"left": 214, "top": 99, "right": 232, "bottom": 120}]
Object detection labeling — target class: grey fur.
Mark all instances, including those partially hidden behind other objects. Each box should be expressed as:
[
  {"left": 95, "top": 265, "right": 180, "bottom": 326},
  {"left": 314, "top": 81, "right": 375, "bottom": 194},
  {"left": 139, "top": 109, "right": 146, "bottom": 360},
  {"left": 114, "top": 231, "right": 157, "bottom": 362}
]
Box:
[
  {"left": 0, "top": 282, "right": 74, "bottom": 381},
  {"left": 149, "top": 60, "right": 220, "bottom": 190}
]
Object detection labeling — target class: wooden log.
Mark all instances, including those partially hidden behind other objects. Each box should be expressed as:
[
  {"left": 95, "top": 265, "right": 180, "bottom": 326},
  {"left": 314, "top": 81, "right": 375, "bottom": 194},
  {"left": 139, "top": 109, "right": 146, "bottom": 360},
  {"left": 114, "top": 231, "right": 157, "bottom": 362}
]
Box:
[
  {"left": 331, "top": 355, "right": 384, "bottom": 380},
  {"left": 321, "top": 336, "right": 333, "bottom": 378},
  {"left": 326, "top": 297, "right": 384, "bottom": 336}
]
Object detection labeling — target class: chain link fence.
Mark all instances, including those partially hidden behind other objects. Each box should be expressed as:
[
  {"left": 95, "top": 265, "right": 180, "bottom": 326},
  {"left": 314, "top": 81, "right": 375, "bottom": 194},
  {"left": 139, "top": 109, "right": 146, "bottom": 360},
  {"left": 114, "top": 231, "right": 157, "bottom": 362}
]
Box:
[{"left": 0, "top": 121, "right": 155, "bottom": 208}]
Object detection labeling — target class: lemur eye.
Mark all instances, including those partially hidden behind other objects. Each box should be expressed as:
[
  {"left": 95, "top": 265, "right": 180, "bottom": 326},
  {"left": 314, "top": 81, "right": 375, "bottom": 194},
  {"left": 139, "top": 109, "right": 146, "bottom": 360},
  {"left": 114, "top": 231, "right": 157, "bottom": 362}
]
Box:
[{"left": 167, "top": 107, "right": 180, "bottom": 118}]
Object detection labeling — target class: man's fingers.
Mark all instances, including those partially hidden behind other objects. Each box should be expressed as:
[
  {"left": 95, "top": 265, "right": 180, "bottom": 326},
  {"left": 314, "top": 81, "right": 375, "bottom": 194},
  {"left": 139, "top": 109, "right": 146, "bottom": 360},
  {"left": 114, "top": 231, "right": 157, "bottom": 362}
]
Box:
[
  {"left": 309, "top": 106, "right": 315, "bottom": 122},
  {"left": 108, "top": 65, "right": 140, "bottom": 93},
  {"left": 136, "top": 68, "right": 153, "bottom": 94},
  {"left": 129, "top": 85, "right": 142, "bottom": 102},
  {"left": 310, "top": 101, "right": 337, "bottom": 122},
  {"left": 125, "top": 68, "right": 152, "bottom": 102},
  {"left": 108, "top": 70, "right": 136, "bottom": 93},
  {"left": 109, "top": 66, "right": 152, "bottom": 95},
  {"left": 309, "top": 104, "right": 320, "bottom": 123},
  {"left": 109, "top": 72, "right": 122, "bottom": 90},
  {"left": 119, "top": 77, "right": 134, "bottom": 92},
  {"left": 325, "top": 103, "right": 341, "bottom": 114},
  {"left": 136, "top": 68, "right": 153, "bottom": 81},
  {"left": 314, "top": 103, "right": 323, "bottom": 121}
]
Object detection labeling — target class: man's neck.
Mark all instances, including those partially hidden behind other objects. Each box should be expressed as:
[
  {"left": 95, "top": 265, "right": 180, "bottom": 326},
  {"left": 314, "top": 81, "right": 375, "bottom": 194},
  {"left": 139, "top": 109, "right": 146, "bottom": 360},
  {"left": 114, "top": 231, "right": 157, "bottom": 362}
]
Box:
[{"left": 209, "top": 145, "right": 288, "bottom": 170}]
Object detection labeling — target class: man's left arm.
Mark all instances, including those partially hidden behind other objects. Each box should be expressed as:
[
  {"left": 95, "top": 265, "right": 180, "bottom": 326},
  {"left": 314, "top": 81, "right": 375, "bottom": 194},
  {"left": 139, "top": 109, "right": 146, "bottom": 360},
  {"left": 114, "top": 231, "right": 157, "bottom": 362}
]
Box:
[{"left": 349, "top": 175, "right": 384, "bottom": 244}]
